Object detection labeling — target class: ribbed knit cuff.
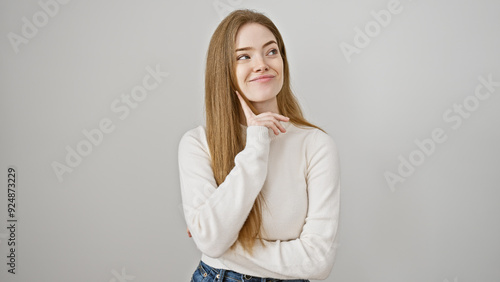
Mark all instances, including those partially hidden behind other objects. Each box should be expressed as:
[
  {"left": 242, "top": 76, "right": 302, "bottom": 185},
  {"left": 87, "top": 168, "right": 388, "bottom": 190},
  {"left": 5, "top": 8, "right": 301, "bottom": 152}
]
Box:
[{"left": 246, "top": 126, "right": 271, "bottom": 143}]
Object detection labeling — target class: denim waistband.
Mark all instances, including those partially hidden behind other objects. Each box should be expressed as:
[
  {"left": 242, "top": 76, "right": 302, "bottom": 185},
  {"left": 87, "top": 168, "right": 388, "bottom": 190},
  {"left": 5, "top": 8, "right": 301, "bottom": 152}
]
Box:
[{"left": 198, "top": 260, "right": 309, "bottom": 282}]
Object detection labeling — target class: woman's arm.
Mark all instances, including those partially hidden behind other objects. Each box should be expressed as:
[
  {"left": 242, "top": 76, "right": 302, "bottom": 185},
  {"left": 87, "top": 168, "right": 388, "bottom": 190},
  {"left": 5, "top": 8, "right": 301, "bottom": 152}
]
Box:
[
  {"left": 178, "top": 125, "right": 271, "bottom": 258},
  {"left": 219, "top": 129, "right": 341, "bottom": 280}
]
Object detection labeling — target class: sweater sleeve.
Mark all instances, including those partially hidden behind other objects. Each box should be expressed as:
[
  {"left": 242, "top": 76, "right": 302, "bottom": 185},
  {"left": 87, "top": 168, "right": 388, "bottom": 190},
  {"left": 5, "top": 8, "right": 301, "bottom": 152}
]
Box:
[
  {"left": 219, "top": 129, "right": 341, "bottom": 280},
  {"left": 178, "top": 125, "right": 271, "bottom": 258}
]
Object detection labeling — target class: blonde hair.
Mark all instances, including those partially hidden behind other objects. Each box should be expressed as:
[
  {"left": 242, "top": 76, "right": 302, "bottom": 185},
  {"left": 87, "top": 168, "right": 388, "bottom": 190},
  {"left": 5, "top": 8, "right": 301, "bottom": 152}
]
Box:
[{"left": 204, "top": 9, "right": 325, "bottom": 254}]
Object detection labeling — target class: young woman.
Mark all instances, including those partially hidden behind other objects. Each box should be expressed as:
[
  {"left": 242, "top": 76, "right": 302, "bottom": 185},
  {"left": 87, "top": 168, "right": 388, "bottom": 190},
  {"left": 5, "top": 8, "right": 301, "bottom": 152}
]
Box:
[{"left": 178, "top": 9, "right": 341, "bottom": 281}]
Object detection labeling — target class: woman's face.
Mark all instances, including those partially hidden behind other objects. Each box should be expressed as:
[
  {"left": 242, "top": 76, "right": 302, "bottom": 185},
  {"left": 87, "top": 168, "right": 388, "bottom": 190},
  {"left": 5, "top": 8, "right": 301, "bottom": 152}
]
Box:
[{"left": 234, "top": 23, "right": 284, "bottom": 104}]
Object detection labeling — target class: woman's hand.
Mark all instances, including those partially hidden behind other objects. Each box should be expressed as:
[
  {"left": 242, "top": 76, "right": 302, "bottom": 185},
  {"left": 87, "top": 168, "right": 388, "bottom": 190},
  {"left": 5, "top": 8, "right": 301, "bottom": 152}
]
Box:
[{"left": 235, "top": 91, "right": 289, "bottom": 135}]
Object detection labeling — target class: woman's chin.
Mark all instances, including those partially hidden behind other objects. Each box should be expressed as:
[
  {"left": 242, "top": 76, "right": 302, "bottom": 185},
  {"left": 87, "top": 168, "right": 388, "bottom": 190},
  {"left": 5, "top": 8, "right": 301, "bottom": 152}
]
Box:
[{"left": 244, "top": 92, "right": 279, "bottom": 103}]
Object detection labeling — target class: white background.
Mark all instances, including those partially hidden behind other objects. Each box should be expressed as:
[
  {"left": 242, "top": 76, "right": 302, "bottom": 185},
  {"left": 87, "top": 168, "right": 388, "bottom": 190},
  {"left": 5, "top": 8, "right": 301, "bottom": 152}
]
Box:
[{"left": 1, "top": 0, "right": 499, "bottom": 281}]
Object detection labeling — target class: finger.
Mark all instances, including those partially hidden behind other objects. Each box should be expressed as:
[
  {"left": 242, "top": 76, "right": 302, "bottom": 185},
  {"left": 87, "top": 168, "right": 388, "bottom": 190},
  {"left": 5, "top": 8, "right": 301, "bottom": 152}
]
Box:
[
  {"left": 272, "top": 113, "right": 290, "bottom": 122},
  {"left": 235, "top": 91, "right": 254, "bottom": 118},
  {"left": 262, "top": 118, "right": 286, "bottom": 134},
  {"left": 273, "top": 121, "right": 286, "bottom": 135},
  {"left": 275, "top": 121, "right": 286, "bottom": 133},
  {"left": 262, "top": 119, "right": 282, "bottom": 135},
  {"left": 255, "top": 115, "right": 288, "bottom": 133},
  {"left": 257, "top": 111, "right": 290, "bottom": 122},
  {"left": 235, "top": 91, "right": 255, "bottom": 120}
]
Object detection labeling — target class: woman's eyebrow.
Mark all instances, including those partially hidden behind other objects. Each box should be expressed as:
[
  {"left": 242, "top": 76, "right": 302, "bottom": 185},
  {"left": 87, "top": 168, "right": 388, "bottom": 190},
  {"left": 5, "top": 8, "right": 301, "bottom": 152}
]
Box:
[{"left": 235, "top": 40, "right": 277, "bottom": 52}]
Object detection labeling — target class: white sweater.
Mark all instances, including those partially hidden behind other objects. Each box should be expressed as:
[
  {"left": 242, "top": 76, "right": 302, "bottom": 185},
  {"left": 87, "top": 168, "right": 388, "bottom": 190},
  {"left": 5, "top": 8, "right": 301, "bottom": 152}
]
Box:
[{"left": 178, "top": 121, "right": 341, "bottom": 280}]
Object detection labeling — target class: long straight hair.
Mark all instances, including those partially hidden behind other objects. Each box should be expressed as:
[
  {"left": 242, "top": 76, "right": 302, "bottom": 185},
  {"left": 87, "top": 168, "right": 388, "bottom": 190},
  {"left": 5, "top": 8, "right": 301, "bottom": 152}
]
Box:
[{"left": 205, "top": 9, "right": 325, "bottom": 255}]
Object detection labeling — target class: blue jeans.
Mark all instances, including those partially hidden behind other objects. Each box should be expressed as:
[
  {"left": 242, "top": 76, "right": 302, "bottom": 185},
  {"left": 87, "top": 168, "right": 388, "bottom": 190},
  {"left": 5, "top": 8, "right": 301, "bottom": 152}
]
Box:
[{"left": 190, "top": 260, "right": 310, "bottom": 282}]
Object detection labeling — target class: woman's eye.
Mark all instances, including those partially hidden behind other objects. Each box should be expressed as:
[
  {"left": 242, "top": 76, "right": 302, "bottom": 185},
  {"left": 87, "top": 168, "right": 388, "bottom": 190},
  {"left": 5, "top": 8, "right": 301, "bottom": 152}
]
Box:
[
  {"left": 237, "top": 55, "right": 250, "bottom": 60},
  {"left": 268, "top": 49, "right": 278, "bottom": 55}
]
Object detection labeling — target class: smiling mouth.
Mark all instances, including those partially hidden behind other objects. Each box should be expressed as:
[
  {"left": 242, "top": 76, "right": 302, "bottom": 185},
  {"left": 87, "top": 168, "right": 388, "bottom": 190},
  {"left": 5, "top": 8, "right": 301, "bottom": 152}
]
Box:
[{"left": 250, "top": 75, "right": 275, "bottom": 82}]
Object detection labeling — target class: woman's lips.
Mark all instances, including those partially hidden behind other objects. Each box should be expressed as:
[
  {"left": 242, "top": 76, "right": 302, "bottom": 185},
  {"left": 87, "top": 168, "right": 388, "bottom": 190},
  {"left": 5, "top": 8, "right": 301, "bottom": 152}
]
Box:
[{"left": 250, "top": 75, "right": 275, "bottom": 82}]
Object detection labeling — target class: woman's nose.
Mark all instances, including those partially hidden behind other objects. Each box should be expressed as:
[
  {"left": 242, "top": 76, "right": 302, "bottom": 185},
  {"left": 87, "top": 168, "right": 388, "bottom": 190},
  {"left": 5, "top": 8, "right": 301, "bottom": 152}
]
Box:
[{"left": 253, "top": 57, "right": 269, "bottom": 72}]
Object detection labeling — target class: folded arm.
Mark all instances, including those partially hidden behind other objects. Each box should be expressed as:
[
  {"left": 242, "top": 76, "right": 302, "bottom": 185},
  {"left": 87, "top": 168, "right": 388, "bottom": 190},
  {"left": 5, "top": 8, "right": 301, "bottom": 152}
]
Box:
[
  {"left": 220, "top": 130, "right": 341, "bottom": 280},
  {"left": 178, "top": 126, "right": 271, "bottom": 258}
]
